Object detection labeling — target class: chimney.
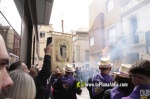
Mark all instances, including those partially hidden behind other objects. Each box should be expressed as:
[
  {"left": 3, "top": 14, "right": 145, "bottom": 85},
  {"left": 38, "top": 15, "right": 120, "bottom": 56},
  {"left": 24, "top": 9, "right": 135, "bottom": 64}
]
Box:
[{"left": 61, "top": 20, "right": 64, "bottom": 33}]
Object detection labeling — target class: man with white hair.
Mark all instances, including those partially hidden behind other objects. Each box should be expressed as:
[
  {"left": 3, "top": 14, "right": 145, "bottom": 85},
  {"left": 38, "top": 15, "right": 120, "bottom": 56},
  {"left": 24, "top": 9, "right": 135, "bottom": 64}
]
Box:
[{"left": 0, "top": 35, "right": 13, "bottom": 91}]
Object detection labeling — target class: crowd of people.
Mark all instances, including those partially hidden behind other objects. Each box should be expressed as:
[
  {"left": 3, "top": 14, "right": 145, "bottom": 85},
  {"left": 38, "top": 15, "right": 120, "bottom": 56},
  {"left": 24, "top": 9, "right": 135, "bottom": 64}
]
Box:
[
  {"left": 0, "top": 34, "right": 150, "bottom": 99},
  {"left": 0, "top": 34, "right": 52, "bottom": 99},
  {"left": 74, "top": 66, "right": 100, "bottom": 83}
]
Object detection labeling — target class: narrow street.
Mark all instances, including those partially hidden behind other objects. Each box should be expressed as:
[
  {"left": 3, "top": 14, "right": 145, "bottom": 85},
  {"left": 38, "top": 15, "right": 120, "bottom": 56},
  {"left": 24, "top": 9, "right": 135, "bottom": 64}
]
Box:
[
  {"left": 77, "top": 87, "right": 90, "bottom": 99},
  {"left": 1, "top": 0, "right": 150, "bottom": 99}
]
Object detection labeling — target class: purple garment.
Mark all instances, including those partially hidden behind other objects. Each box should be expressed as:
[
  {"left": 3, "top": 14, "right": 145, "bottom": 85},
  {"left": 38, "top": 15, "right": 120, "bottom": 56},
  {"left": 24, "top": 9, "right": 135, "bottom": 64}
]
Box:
[
  {"left": 92, "top": 73, "right": 113, "bottom": 96},
  {"left": 61, "top": 75, "right": 75, "bottom": 90},
  {"left": 111, "top": 87, "right": 124, "bottom": 99},
  {"left": 122, "top": 85, "right": 150, "bottom": 99}
]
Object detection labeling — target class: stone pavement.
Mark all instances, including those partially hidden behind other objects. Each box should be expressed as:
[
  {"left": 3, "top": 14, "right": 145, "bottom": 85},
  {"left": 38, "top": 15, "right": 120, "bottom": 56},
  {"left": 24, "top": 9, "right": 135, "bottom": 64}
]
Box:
[{"left": 77, "top": 87, "right": 90, "bottom": 99}]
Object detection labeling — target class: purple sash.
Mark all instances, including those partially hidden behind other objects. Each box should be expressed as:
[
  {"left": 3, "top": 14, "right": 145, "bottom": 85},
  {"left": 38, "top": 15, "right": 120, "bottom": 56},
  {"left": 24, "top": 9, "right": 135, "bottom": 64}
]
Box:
[
  {"left": 92, "top": 73, "right": 113, "bottom": 96},
  {"left": 111, "top": 87, "right": 124, "bottom": 99},
  {"left": 61, "top": 75, "right": 75, "bottom": 90},
  {"left": 122, "top": 85, "right": 150, "bottom": 99}
]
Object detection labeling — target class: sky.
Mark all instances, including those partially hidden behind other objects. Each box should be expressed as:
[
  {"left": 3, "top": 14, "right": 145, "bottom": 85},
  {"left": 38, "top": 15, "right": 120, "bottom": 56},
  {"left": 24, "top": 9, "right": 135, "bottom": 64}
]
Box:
[
  {"left": 0, "top": 0, "right": 93, "bottom": 34},
  {"left": 0, "top": 0, "right": 21, "bottom": 34},
  {"left": 49, "top": 0, "right": 93, "bottom": 32}
]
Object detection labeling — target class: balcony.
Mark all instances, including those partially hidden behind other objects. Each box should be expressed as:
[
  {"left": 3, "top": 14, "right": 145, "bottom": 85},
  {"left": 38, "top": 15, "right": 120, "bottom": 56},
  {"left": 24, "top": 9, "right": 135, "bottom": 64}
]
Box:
[
  {"left": 121, "top": 0, "right": 146, "bottom": 15},
  {"left": 141, "top": 53, "right": 150, "bottom": 60},
  {"left": 128, "top": 30, "right": 145, "bottom": 48}
]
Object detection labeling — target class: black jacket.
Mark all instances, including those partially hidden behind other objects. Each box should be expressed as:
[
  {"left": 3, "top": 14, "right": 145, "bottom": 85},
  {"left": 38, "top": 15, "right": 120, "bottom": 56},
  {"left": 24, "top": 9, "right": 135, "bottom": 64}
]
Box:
[
  {"left": 34, "top": 55, "right": 51, "bottom": 99},
  {"left": 87, "top": 77, "right": 93, "bottom": 99},
  {"left": 103, "top": 89, "right": 111, "bottom": 99},
  {"left": 53, "top": 78, "right": 82, "bottom": 99}
]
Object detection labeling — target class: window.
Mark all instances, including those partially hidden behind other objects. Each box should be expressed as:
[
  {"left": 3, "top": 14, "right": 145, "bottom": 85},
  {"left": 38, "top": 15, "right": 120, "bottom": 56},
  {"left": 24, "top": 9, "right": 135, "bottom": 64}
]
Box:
[
  {"left": 107, "top": 0, "right": 114, "bottom": 12},
  {"left": 40, "top": 32, "right": 45, "bottom": 38},
  {"left": 122, "top": 37, "right": 126, "bottom": 45},
  {"left": 90, "top": 36, "right": 94, "bottom": 46},
  {"left": 130, "top": 16, "right": 139, "bottom": 44},
  {"left": 74, "top": 46, "right": 80, "bottom": 61},
  {"left": 85, "top": 50, "right": 89, "bottom": 61},
  {"left": 108, "top": 27, "right": 116, "bottom": 43},
  {"left": 148, "top": 47, "right": 150, "bottom": 53}
]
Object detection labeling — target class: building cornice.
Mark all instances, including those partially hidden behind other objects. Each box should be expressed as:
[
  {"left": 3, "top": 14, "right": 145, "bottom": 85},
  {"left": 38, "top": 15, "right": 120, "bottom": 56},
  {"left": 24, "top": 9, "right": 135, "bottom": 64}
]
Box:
[{"left": 121, "top": 0, "right": 150, "bottom": 17}]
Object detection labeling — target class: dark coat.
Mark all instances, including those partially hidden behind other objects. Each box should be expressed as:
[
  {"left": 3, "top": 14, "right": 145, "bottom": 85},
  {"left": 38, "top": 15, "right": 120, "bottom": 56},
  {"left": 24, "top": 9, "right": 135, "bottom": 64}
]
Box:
[
  {"left": 87, "top": 77, "right": 94, "bottom": 99},
  {"left": 103, "top": 86, "right": 134, "bottom": 99},
  {"left": 34, "top": 55, "right": 51, "bottom": 99},
  {"left": 103, "top": 89, "right": 111, "bottom": 99},
  {"left": 103, "top": 87, "right": 124, "bottom": 99},
  {"left": 53, "top": 77, "right": 82, "bottom": 99}
]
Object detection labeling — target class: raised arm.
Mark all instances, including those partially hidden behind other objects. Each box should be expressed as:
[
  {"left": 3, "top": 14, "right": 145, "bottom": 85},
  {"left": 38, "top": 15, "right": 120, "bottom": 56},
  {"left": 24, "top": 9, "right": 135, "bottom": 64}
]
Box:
[{"left": 40, "top": 44, "right": 53, "bottom": 78}]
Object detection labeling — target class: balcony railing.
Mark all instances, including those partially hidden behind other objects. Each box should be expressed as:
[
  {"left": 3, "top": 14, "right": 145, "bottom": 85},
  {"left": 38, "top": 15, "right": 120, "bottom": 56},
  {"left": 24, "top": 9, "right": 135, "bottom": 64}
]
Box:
[
  {"left": 117, "top": 31, "right": 145, "bottom": 47},
  {"left": 129, "top": 30, "right": 145, "bottom": 47}
]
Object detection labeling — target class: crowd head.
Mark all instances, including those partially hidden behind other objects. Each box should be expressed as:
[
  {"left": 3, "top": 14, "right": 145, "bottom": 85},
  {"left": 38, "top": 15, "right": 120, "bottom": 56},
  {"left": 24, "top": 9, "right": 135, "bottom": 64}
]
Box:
[
  {"left": 29, "top": 68, "right": 37, "bottom": 78},
  {"left": 63, "top": 64, "right": 75, "bottom": 75},
  {"left": 129, "top": 60, "right": 150, "bottom": 85},
  {"left": 8, "top": 61, "right": 29, "bottom": 73},
  {"left": 2, "top": 70, "right": 36, "bottom": 99},
  {"left": 98, "top": 57, "right": 112, "bottom": 74}
]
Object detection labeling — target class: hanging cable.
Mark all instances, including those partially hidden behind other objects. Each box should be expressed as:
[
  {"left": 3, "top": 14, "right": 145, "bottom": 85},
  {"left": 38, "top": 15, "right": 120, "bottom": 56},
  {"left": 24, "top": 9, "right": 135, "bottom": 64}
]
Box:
[{"left": 0, "top": 11, "right": 17, "bottom": 33}]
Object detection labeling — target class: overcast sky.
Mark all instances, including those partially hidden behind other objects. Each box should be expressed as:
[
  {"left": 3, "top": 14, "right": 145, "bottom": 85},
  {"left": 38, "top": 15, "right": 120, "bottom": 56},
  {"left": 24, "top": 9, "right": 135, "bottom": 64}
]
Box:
[
  {"left": 0, "top": 0, "right": 93, "bottom": 34},
  {"left": 50, "top": 0, "right": 93, "bottom": 32},
  {"left": 0, "top": 0, "right": 21, "bottom": 34}
]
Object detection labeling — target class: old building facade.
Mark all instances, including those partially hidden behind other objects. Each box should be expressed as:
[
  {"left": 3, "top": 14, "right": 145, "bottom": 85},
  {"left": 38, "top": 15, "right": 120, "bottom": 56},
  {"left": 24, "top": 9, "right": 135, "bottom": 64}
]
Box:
[{"left": 73, "top": 28, "right": 89, "bottom": 68}]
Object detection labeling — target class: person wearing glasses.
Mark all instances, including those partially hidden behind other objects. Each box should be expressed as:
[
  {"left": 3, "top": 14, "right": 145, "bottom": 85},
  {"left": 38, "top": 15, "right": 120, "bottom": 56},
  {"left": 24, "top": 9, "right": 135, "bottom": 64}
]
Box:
[{"left": 122, "top": 60, "right": 150, "bottom": 99}]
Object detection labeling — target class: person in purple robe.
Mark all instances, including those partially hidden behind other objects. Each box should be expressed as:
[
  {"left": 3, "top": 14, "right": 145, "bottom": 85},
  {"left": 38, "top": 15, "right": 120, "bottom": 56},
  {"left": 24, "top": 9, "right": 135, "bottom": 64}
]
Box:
[
  {"left": 122, "top": 60, "right": 150, "bottom": 99},
  {"left": 53, "top": 64, "right": 82, "bottom": 99},
  {"left": 103, "top": 64, "right": 134, "bottom": 99},
  {"left": 88, "top": 57, "right": 114, "bottom": 99}
]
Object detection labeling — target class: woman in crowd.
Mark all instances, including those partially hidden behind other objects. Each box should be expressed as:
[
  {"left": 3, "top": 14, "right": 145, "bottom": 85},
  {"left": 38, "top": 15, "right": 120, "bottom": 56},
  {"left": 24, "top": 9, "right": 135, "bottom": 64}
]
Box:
[
  {"left": 3, "top": 70, "right": 36, "bottom": 99},
  {"left": 103, "top": 64, "right": 134, "bottom": 99}
]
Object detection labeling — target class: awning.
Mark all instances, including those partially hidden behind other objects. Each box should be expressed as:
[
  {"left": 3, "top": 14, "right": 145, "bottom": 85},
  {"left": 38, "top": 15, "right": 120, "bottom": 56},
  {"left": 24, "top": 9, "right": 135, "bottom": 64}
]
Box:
[
  {"left": 36, "top": 0, "right": 54, "bottom": 25},
  {"left": 14, "top": 0, "right": 54, "bottom": 25},
  {"left": 28, "top": 0, "right": 54, "bottom": 25}
]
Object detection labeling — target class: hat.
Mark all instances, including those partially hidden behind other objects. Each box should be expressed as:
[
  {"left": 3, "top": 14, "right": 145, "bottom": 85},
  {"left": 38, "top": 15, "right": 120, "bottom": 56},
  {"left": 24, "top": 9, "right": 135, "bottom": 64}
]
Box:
[
  {"left": 63, "top": 64, "right": 75, "bottom": 72},
  {"left": 97, "top": 57, "right": 112, "bottom": 68},
  {"left": 113, "top": 64, "right": 132, "bottom": 78}
]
